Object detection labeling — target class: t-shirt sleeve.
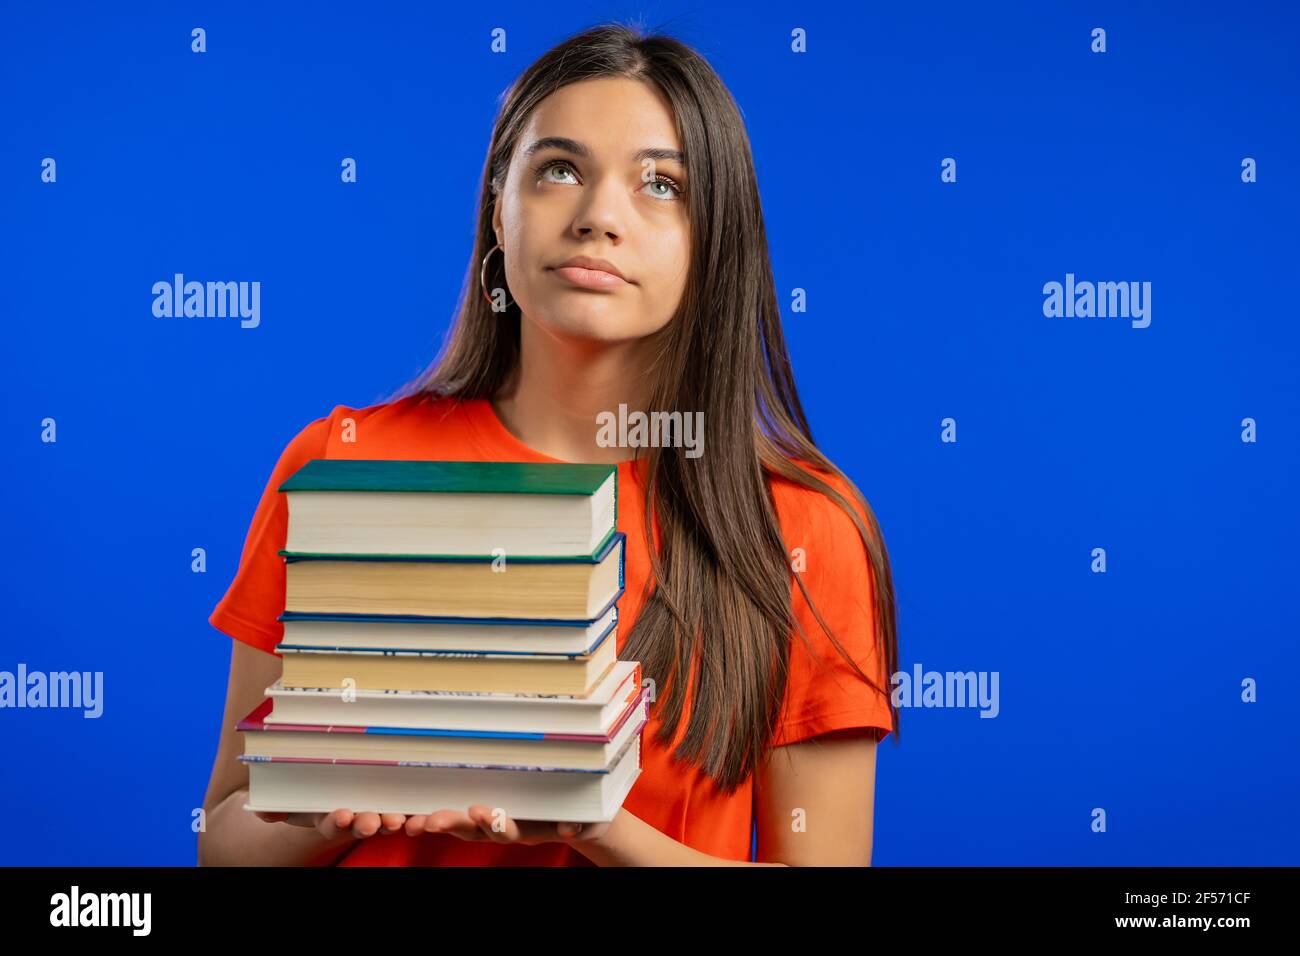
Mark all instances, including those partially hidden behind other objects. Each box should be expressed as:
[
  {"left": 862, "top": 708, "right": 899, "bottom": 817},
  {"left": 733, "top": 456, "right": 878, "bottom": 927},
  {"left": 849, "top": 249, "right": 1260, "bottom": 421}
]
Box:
[
  {"left": 770, "top": 469, "right": 895, "bottom": 747},
  {"left": 207, "top": 409, "right": 336, "bottom": 656}
]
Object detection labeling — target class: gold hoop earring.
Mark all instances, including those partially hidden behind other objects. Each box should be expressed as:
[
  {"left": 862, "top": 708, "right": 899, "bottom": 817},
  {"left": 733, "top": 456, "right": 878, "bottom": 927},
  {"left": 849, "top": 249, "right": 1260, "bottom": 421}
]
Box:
[{"left": 479, "top": 243, "right": 515, "bottom": 311}]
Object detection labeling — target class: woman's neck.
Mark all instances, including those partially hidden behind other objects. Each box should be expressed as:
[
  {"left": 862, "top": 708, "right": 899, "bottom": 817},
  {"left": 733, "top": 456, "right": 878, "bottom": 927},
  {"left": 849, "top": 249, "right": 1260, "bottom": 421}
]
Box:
[{"left": 492, "top": 315, "right": 657, "bottom": 465}]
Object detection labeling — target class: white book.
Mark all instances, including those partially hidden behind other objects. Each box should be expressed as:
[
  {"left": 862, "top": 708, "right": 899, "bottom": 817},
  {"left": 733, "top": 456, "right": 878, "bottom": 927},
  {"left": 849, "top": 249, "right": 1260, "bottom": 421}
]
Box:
[
  {"left": 280, "top": 460, "right": 617, "bottom": 558},
  {"left": 278, "top": 604, "right": 617, "bottom": 655},
  {"left": 243, "top": 688, "right": 649, "bottom": 770},
  {"left": 241, "top": 732, "right": 641, "bottom": 822},
  {"left": 261, "top": 659, "right": 642, "bottom": 733}
]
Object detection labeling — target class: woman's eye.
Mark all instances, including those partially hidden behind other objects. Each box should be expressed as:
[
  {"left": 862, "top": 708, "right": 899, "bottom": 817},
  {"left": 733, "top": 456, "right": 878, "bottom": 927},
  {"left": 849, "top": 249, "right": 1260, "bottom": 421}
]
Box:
[
  {"left": 538, "top": 161, "right": 579, "bottom": 185},
  {"left": 640, "top": 176, "right": 683, "bottom": 201}
]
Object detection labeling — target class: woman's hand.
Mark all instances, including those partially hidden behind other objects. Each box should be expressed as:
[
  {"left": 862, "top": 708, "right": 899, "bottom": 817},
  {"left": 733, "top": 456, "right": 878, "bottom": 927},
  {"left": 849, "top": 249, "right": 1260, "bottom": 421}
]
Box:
[
  {"left": 254, "top": 810, "right": 407, "bottom": 840},
  {"left": 404, "top": 805, "right": 615, "bottom": 846}
]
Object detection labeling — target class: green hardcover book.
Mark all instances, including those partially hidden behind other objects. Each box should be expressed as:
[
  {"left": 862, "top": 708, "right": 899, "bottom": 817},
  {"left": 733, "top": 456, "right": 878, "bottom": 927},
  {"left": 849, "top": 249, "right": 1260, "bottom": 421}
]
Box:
[{"left": 277, "top": 459, "right": 618, "bottom": 560}]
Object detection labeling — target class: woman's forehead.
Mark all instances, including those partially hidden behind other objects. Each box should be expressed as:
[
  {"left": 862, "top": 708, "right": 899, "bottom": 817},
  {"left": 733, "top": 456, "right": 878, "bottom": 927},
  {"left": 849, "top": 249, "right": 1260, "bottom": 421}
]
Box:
[{"left": 523, "top": 79, "right": 682, "bottom": 153}]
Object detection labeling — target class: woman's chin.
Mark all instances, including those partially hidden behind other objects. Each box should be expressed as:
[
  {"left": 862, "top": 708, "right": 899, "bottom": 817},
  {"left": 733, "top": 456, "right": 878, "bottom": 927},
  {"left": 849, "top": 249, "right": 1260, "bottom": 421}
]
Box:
[{"left": 534, "top": 310, "right": 650, "bottom": 346}]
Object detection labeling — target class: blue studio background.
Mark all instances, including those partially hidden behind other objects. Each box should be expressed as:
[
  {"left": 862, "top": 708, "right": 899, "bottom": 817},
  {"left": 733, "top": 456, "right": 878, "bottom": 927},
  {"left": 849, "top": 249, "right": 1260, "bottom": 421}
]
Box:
[{"left": 2, "top": 1, "right": 1297, "bottom": 866}]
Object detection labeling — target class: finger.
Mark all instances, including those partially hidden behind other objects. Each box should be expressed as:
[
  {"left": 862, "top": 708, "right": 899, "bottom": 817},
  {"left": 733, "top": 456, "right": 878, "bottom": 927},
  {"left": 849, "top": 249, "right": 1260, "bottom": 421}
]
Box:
[
  {"left": 468, "top": 807, "right": 558, "bottom": 844},
  {"left": 352, "top": 812, "right": 383, "bottom": 838},
  {"left": 517, "top": 819, "right": 576, "bottom": 843},
  {"left": 318, "top": 810, "right": 355, "bottom": 839},
  {"left": 426, "top": 809, "right": 483, "bottom": 840},
  {"left": 404, "top": 815, "right": 428, "bottom": 837},
  {"left": 468, "top": 805, "right": 515, "bottom": 843},
  {"left": 254, "top": 812, "right": 288, "bottom": 824},
  {"left": 563, "top": 820, "right": 612, "bottom": 843},
  {"left": 379, "top": 813, "right": 406, "bottom": 833}
]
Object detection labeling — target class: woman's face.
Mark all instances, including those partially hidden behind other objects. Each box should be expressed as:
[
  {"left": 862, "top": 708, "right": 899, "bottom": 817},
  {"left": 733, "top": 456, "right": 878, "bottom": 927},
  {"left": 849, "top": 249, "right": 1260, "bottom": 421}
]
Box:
[{"left": 491, "top": 77, "right": 691, "bottom": 346}]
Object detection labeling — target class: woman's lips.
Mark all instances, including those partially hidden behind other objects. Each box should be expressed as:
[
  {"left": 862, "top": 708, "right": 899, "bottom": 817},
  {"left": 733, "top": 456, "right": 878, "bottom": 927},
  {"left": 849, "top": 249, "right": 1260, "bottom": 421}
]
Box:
[{"left": 551, "top": 266, "right": 629, "bottom": 290}]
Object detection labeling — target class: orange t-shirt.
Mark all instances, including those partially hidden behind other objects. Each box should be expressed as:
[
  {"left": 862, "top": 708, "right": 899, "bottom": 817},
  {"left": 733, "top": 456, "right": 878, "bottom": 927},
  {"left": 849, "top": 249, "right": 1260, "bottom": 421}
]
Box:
[{"left": 209, "top": 394, "right": 893, "bottom": 865}]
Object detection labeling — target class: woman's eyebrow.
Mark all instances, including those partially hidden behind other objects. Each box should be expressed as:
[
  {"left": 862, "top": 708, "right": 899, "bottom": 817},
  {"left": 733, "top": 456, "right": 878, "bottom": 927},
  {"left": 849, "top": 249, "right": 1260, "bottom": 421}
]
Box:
[{"left": 522, "top": 136, "right": 685, "bottom": 166}]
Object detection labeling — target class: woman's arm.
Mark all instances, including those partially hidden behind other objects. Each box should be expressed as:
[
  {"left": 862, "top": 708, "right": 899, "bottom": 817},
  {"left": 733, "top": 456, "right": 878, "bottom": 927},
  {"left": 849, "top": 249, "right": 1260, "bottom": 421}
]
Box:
[
  {"left": 580, "top": 730, "right": 877, "bottom": 866},
  {"left": 751, "top": 729, "right": 877, "bottom": 865},
  {"left": 197, "top": 640, "right": 371, "bottom": 866}
]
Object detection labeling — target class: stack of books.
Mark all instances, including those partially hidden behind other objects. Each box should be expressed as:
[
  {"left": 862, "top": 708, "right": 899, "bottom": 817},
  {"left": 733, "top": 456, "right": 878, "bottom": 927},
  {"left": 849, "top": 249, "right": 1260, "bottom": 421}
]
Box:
[{"left": 236, "top": 459, "right": 645, "bottom": 823}]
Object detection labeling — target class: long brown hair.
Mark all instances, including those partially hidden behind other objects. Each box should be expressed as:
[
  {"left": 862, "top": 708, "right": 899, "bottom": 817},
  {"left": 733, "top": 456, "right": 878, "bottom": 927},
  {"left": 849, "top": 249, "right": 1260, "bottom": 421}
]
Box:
[{"left": 390, "top": 22, "right": 899, "bottom": 793}]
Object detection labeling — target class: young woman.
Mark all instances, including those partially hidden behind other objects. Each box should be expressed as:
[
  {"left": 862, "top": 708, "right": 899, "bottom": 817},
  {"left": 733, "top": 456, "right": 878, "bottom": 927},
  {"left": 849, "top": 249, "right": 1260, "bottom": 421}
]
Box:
[{"left": 198, "top": 23, "right": 899, "bottom": 867}]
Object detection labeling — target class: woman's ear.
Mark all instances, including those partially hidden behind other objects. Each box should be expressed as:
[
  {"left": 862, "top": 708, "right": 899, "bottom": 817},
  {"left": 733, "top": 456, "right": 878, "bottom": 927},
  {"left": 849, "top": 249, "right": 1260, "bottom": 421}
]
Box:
[{"left": 490, "top": 196, "right": 504, "bottom": 248}]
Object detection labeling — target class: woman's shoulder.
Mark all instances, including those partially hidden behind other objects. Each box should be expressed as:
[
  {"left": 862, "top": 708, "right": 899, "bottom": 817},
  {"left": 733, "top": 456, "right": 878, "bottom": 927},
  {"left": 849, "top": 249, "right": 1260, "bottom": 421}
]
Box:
[
  {"left": 284, "top": 392, "right": 481, "bottom": 459},
  {"left": 765, "top": 456, "right": 876, "bottom": 556},
  {"left": 310, "top": 391, "right": 464, "bottom": 433}
]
